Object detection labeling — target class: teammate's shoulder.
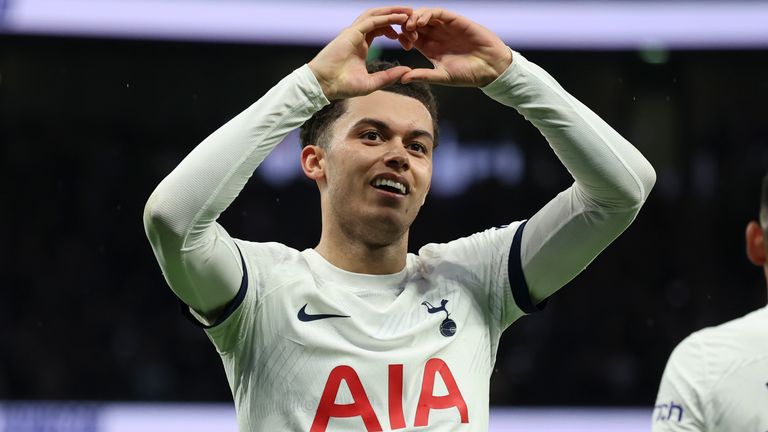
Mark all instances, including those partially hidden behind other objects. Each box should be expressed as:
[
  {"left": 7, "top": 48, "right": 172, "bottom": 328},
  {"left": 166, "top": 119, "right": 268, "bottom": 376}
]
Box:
[
  {"left": 669, "top": 329, "right": 707, "bottom": 359},
  {"left": 718, "top": 305, "right": 768, "bottom": 329},
  {"left": 699, "top": 306, "right": 768, "bottom": 350},
  {"left": 670, "top": 307, "right": 767, "bottom": 368}
]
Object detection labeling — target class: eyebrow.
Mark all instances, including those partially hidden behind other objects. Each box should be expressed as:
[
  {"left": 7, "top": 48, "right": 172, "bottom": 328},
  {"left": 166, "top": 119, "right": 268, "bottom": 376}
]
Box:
[{"left": 350, "top": 118, "right": 434, "bottom": 144}]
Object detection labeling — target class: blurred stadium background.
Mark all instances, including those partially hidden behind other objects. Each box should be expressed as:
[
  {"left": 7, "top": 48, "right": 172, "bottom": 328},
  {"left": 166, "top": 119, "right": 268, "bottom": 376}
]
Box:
[{"left": 2, "top": 0, "right": 768, "bottom": 430}]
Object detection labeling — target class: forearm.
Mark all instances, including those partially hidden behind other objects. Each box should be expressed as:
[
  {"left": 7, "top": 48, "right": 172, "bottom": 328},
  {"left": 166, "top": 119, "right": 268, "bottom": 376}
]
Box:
[
  {"left": 143, "top": 65, "right": 329, "bottom": 313},
  {"left": 482, "top": 50, "right": 656, "bottom": 208},
  {"left": 145, "top": 65, "right": 328, "bottom": 247},
  {"left": 482, "top": 51, "right": 656, "bottom": 302}
]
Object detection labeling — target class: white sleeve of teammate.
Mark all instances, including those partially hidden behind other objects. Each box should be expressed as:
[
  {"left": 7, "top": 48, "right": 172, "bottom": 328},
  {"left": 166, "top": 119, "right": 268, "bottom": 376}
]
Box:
[
  {"left": 481, "top": 50, "right": 656, "bottom": 304},
  {"left": 143, "top": 65, "right": 329, "bottom": 319},
  {"left": 652, "top": 334, "right": 708, "bottom": 431}
]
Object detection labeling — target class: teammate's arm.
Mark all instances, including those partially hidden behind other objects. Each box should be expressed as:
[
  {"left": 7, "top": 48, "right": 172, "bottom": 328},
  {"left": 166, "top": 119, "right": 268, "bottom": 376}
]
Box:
[
  {"left": 401, "top": 7, "right": 656, "bottom": 306},
  {"left": 143, "top": 7, "right": 413, "bottom": 321}
]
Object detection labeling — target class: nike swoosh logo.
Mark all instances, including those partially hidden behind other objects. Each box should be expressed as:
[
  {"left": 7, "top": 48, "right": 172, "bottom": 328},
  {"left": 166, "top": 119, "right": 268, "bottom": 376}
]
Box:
[{"left": 297, "top": 304, "right": 350, "bottom": 322}]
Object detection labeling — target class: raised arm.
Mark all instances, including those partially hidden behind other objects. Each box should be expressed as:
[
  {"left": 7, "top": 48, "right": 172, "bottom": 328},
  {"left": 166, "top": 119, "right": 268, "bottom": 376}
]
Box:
[
  {"left": 143, "top": 7, "right": 415, "bottom": 320},
  {"left": 485, "top": 50, "right": 655, "bottom": 304},
  {"left": 401, "top": 7, "right": 656, "bottom": 305},
  {"left": 143, "top": 65, "right": 328, "bottom": 321}
]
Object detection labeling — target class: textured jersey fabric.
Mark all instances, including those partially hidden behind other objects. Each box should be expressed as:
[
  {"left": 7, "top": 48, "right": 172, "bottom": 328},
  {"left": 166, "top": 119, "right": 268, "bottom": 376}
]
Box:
[
  {"left": 144, "top": 50, "right": 655, "bottom": 431},
  {"left": 208, "top": 223, "right": 524, "bottom": 431},
  {"left": 652, "top": 306, "right": 768, "bottom": 431}
]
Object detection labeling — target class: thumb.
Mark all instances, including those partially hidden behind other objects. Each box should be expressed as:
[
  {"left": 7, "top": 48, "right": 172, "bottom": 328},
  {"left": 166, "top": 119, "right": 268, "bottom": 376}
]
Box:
[
  {"left": 401, "top": 68, "right": 450, "bottom": 85},
  {"left": 367, "top": 65, "right": 412, "bottom": 90}
]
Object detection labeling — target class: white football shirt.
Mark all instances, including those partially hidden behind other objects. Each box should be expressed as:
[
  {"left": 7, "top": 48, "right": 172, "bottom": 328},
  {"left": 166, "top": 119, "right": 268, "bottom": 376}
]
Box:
[
  {"left": 652, "top": 306, "right": 768, "bottom": 431},
  {"left": 201, "top": 222, "right": 529, "bottom": 431}
]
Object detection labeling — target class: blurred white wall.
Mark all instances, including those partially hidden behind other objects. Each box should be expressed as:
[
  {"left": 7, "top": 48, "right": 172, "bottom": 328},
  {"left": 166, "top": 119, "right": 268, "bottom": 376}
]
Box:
[
  {"left": 0, "top": 402, "right": 652, "bottom": 431},
  {"left": 2, "top": 0, "right": 768, "bottom": 49}
]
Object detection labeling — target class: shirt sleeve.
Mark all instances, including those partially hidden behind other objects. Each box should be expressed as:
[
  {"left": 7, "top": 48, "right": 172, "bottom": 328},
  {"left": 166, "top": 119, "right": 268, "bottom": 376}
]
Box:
[
  {"left": 418, "top": 222, "right": 528, "bottom": 330},
  {"left": 481, "top": 50, "right": 656, "bottom": 305},
  {"left": 202, "top": 241, "right": 295, "bottom": 354},
  {"left": 143, "top": 65, "right": 329, "bottom": 319},
  {"left": 652, "top": 333, "right": 708, "bottom": 431}
]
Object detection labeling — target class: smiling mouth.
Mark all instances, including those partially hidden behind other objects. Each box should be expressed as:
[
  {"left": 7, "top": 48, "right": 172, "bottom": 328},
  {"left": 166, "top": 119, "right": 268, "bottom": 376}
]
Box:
[{"left": 371, "top": 178, "right": 408, "bottom": 195}]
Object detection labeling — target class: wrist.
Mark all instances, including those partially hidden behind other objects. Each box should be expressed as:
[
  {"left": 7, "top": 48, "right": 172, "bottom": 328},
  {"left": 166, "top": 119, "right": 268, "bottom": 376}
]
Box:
[
  {"left": 491, "top": 47, "right": 514, "bottom": 80},
  {"left": 307, "top": 61, "right": 337, "bottom": 100},
  {"left": 476, "top": 47, "right": 513, "bottom": 87}
]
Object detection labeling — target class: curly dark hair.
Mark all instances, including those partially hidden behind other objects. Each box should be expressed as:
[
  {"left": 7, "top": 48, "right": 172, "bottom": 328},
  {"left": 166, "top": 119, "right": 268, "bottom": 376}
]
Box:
[{"left": 299, "top": 60, "right": 439, "bottom": 149}]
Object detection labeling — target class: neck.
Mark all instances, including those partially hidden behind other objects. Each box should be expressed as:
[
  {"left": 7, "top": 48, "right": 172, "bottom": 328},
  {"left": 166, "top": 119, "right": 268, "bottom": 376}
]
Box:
[
  {"left": 761, "top": 263, "right": 768, "bottom": 306},
  {"left": 314, "top": 222, "right": 409, "bottom": 275}
]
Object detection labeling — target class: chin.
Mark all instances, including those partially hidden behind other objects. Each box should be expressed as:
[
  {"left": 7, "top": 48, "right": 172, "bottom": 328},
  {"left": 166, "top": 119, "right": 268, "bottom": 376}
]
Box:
[
  {"left": 349, "top": 212, "right": 410, "bottom": 248},
  {"left": 368, "top": 219, "right": 409, "bottom": 247}
]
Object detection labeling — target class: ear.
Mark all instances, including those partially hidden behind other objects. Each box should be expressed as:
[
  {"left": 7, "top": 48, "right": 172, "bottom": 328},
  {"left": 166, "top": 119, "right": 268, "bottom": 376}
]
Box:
[
  {"left": 746, "top": 220, "right": 766, "bottom": 266},
  {"left": 301, "top": 145, "right": 326, "bottom": 182}
]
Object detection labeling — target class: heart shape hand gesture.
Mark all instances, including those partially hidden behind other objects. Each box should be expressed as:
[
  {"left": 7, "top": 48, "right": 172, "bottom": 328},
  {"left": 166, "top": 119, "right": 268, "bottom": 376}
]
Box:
[{"left": 308, "top": 6, "right": 513, "bottom": 100}]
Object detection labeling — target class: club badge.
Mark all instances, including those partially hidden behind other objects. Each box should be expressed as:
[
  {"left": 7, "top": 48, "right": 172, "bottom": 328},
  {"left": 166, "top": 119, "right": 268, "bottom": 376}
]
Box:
[{"left": 421, "top": 299, "right": 456, "bottom": 337}]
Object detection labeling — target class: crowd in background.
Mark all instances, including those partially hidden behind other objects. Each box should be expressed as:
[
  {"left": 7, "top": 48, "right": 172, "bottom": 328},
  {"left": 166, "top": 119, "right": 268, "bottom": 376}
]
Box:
[{"left": 1, "top": 37, "right": 767, "bottom": 405}]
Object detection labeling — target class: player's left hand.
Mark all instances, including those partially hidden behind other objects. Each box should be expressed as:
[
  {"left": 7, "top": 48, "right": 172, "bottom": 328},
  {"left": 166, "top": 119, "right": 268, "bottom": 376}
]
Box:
[{"left": 399, "top": 7, "right": 512, "bottom": 87}]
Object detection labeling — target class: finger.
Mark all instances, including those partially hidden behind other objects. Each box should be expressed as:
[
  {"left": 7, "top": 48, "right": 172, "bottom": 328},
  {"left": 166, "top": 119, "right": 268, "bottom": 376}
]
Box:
[
  {"left": 367, "top": 65, "right": 412, "bottom": 89},
  {"left": 424, "top": 7, "right": 461, "bottom": 24},
  {"left": 414, "top": 24, "right": 438, "bottom": 37},
  {"left": 354, "top": 13, "right": 409, "bottom": 35},
  {"left": 394, "top": 28, "right": 417, "bottom": 52},
  {"left": 409, "top": 7, "right": 456, "bottom": 35},
  {"left": 398, "top": 32, "right": 414, "bottom": 51},
  {"left": 400, "top": 68, "right": 450, "bottom": 85},
  {"left": 406, "top": 8, "right": 434, "bottom": 31},
  {"left": 397, "top": 28, "right": 417, "bottom": 44},
  {"left": 365, "top": 25, "right": 400, "bottom": 46},
  {"left": 382, "top": 26, "right": 400, "bottom": 40},
  {"left": 416, "top": 9, "right": 433, "bottom": 26},
  {"left": 405, "top": 7, "right": 426, "bottom": 31},
  {"left": 356, "top": 5, "right": 413, "bottom": 21}
]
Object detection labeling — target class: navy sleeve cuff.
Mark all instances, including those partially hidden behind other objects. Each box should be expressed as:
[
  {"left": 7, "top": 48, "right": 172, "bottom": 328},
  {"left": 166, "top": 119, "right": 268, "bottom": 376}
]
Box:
[
  {"left": 509, "top": 220, "right": 547, "bottom": 314},
  {"left": 179, "top": 244, "right": 249, "bottom": 329}
]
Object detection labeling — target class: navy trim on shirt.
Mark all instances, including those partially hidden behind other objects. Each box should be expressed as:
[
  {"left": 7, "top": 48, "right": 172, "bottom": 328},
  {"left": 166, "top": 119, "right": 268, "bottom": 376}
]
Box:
[
  {"left": 509, "top": 220, "right": 546, "bottom": 314},
  {"left": 179, "top": 243, "right": 249, "bottom": 329}
]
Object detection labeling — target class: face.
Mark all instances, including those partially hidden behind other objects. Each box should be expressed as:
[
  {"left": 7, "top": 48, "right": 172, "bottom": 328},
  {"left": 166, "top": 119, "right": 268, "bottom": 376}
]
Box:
[{"left": 308, "top": 90, "right": 434, "bottom": 247}]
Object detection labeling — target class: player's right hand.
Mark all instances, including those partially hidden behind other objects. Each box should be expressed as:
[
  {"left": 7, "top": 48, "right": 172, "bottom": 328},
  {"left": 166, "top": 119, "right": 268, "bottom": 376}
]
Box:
[{"left": 308, "top": 6, "right": 415, "bottom": 100}]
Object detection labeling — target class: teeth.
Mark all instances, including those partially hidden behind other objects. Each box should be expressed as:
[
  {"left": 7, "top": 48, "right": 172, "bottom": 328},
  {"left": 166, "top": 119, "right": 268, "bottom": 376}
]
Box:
[{"left": 373, "top": 178, "right": 407, "bottom": 194}]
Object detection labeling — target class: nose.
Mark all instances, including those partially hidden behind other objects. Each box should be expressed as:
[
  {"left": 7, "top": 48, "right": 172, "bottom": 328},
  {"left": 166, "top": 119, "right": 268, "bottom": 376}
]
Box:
[{"left": 384, "top": 141, "right": 410, "bottom": 171}]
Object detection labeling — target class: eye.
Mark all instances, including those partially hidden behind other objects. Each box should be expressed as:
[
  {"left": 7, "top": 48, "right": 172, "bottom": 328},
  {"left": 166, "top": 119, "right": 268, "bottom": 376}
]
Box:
[
  {"left": 360, "top": 130, "right": 383, "bottom": 141},
  {"left": 406, "top": 142, "right": 428, "bottom": 154}
]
